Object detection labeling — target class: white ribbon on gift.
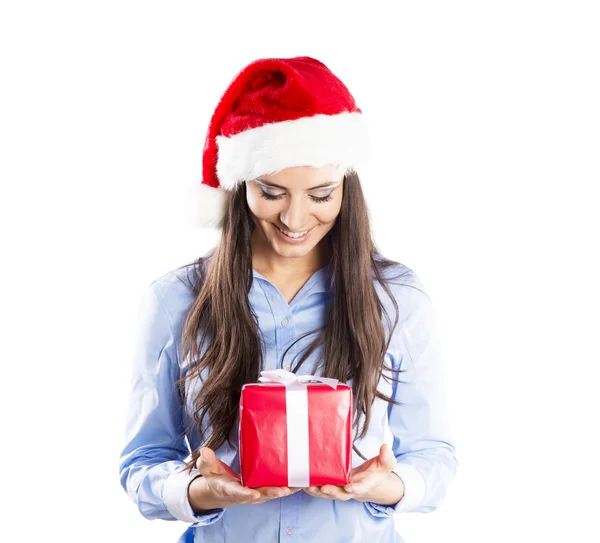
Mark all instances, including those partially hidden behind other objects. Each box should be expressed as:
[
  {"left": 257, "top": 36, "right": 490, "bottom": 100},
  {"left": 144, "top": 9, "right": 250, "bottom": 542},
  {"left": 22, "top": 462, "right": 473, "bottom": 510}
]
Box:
[{"left": 258, "top": 369, "right": 339, "bottom": 487}]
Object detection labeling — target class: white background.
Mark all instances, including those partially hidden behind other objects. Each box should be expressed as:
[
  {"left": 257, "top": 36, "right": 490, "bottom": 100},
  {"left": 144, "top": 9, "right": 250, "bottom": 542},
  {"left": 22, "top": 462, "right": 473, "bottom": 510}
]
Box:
[{"left": 1, "top": 1, "right": 599, "bottom": 542}]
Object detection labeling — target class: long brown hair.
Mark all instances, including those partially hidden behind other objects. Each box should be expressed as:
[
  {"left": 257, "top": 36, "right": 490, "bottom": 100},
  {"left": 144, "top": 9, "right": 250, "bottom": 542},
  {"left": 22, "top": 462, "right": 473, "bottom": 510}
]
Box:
[{"left": 176, "top": 171, "right": 418, "bottom": 474}]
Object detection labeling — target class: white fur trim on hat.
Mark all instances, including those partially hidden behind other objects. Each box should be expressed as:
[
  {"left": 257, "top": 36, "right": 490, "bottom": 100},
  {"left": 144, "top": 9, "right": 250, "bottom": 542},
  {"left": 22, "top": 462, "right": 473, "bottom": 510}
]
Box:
[
  {"left": 215, "top": 111, "right": 369, "bottom": 191},
  {"left": 186, "top": 181, "right": 228, "bottom": 229}
]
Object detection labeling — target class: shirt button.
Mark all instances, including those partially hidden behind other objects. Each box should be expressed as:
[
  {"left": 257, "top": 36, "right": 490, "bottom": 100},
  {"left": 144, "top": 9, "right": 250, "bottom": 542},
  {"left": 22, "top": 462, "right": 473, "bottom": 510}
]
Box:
[
  {"left": 286, "top": 527, "right": 294, "bottom": 535},
  {"left": 281, "top": 318, "right": 289, "bottom": 326}
]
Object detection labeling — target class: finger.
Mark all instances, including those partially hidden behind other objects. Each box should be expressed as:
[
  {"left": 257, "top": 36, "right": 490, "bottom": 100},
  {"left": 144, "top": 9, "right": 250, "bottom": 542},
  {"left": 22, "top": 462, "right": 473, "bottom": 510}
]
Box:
[
  {"left": 347, "top": 469, "right": 391, "bottom": 497},
  {"left": 379, "top": 443, "right": 397, "bottom": 471},
  {"left": 234, "top": 485, "right": 261, "bottom": 501},
  {"left": 345, "top": 471, "right": 375, "bottom": 495},
  {"left": 195, "top": 447, "right": 222, "bottom": 475},
  {"left": 343, "top": 482, "right": 364, "bottom": 494},
  {"left": 196, "top": 448, "right": 240, "bottom": 479},
  {"left": 304, "top": 486, "right": 332, "bottom": 500},
  {"left": 224, "top": 479, "right": 261, "bottom": 502},
  {"left": 350, "top": 456, "right": 376, "bottom": 477},
  {"left": 320, "top": 484, "right": 352, "bottom": 501},
  {"left": 254, "top": 486, "right": 290, "bottom": 499}
]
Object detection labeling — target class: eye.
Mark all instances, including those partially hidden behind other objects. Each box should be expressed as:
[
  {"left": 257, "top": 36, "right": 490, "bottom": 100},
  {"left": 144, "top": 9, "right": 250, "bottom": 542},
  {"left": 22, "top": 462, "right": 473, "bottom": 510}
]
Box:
[
  {"left": 259, "top": 190, "right": 285, "bottom": 201},
  {"left": 310, "top": 194, "right": 333, "bottom": 203},
  {"left": 259, "top": 190, "right": 333, "bottom": 203}
]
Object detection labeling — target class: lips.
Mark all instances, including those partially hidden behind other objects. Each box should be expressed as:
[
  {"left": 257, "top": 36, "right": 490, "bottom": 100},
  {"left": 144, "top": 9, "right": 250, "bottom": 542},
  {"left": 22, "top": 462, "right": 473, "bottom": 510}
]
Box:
[
  {"left": 272, "top": 223, "right": 317, "bottom": 243},
  {"left": 274, "top": 224, "right": 312, "bottom": 237}
]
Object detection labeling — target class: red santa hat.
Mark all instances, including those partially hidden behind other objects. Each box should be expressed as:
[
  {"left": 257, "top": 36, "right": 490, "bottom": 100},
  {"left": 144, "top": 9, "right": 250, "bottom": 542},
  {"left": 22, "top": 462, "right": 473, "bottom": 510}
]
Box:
[{"left": 195, "top": 56, "right": 369, "bottom": 228}]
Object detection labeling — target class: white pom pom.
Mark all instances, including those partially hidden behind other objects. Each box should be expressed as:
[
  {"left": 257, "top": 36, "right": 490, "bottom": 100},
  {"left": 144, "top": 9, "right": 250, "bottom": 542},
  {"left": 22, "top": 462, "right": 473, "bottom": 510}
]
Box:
[{"left": 184, "top": 180, "right": 229, "bottom": 229}]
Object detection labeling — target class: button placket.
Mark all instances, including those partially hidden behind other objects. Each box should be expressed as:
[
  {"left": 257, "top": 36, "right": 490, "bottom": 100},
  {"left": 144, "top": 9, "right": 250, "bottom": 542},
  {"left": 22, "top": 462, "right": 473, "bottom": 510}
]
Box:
[
  {"left": 280, "top": 319, "right": 293, "bottom": 369},
  {"left": 256, "top": 273, "right": 309, "bottom": 374},
  {"left": 278, "top": 310, "right": 294, "bottom": 370},
  {"left": 265, "top": 284, "right": 290, "bottom": 370}
]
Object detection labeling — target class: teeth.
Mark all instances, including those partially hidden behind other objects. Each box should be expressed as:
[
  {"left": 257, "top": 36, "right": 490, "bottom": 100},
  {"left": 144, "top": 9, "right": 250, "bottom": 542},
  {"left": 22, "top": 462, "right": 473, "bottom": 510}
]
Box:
[
  {"left": 277, "top": 225, "right": 308, "bottom": 238},
  {"left": 284, "top": 230, "right": 307, "bottom": 238}
]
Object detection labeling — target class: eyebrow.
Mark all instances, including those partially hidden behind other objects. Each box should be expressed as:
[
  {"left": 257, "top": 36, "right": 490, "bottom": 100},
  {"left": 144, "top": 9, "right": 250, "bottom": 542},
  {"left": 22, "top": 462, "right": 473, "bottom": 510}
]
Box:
[{"left": 256, "top": 179, "right": 340, "bottom": 190}]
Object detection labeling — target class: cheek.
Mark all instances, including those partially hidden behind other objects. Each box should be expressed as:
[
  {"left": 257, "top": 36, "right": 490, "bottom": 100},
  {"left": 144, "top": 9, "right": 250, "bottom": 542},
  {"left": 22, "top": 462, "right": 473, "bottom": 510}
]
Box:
[{"left": 315, "top": 200, "right": 342, "bottom": 223}]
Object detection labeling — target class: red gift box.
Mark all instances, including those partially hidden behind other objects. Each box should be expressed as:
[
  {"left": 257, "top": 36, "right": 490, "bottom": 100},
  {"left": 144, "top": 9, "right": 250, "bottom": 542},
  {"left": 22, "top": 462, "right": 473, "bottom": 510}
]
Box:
[{"left": 239, "top": 370, "right": 353, "bottom": 488}]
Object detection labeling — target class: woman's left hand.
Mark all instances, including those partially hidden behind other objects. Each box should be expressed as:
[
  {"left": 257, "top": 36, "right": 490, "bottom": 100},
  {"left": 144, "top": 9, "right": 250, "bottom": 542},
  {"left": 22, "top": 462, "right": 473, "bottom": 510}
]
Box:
[{"left": 303, "top": 443, "right": 397, "bottom": 502}]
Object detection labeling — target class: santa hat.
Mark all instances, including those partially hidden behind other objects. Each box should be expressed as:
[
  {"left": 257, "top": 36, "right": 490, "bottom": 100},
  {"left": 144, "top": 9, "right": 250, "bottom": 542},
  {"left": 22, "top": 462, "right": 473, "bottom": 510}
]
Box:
[{"left": 195, "top": 56, "right": 369, "bottom": 228}]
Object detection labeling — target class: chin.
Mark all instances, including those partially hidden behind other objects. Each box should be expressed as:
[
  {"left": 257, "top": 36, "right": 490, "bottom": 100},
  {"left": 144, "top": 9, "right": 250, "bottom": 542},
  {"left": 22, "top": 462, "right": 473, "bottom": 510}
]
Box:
[
  {"left": 270, "top": 237, "right": 319, "bottom": 255},
  {"left": 273, "top": 244, "right": 316, "bottom": 256}
]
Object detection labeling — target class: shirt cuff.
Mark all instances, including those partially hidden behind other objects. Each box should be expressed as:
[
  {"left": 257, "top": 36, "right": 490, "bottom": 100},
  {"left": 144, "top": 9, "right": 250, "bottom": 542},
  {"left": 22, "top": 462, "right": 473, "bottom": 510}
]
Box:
[
  {"left": 162, "top": 466, "right": 225, "bottom": 525},
  {"left": 363, "top": 462, "right": 427, "bottom": 517}
]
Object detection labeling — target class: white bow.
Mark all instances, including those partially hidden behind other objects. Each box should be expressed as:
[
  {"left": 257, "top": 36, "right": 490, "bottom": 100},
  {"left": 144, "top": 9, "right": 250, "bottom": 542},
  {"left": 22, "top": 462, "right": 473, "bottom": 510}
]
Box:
[{"left": 258, "top": 368, "right": 338, "bottom": 390}]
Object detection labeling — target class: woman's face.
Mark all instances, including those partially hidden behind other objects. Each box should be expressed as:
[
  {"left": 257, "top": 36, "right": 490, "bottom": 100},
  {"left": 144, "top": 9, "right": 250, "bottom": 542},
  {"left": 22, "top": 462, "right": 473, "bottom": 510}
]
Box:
[{"left": 245, "top": 165, "right": 344, "bottom": 260}]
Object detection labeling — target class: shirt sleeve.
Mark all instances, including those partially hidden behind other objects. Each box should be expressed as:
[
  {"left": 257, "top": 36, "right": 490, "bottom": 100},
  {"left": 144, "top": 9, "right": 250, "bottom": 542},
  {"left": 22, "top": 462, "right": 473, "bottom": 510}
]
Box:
[
  {"left": 118, "top": 282, "right": 225, "bottom": 526},
  {"left": 364, "top": 272, "right": 459, "bottom": 517}
]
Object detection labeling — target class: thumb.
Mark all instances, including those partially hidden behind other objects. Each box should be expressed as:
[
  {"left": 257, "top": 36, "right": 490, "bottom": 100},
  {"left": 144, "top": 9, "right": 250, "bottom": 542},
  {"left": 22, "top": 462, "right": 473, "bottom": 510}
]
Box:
[
  {"left": 378, "top": 443, "right": 397, "bottom": 472},
  {"left": 195, "top": 447, "right": 223, "bottom": 476}
]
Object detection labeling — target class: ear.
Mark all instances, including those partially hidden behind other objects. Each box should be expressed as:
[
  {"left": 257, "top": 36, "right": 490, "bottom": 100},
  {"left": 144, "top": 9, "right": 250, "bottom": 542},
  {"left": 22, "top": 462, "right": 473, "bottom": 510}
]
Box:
[{"left": 184, "top": 180, "right": 229, "bottom": 229}]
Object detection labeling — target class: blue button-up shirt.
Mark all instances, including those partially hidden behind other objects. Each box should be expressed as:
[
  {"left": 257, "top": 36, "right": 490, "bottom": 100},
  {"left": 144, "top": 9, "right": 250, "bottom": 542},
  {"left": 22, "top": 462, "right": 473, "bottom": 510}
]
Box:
[{"left": 119, "top": 256, "right": 458, "bottom": 543}]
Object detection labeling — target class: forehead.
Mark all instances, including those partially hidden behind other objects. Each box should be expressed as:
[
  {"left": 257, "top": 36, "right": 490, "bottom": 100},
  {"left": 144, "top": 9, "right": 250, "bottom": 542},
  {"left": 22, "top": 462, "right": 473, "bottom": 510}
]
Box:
[{"left": 253, "top": 165, "right": 344, "bottom": 189}]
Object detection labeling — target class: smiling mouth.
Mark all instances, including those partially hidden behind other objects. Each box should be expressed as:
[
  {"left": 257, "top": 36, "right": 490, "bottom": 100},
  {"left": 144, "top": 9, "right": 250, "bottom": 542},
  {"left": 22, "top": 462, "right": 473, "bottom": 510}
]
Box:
[{"left": 273, "top": 224, "right": 315, "bottom": 238}]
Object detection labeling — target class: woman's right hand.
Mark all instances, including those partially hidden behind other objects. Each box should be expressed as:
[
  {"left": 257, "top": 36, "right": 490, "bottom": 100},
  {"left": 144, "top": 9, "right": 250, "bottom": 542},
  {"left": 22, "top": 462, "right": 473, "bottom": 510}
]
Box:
[{"left": 189, "top": 446, "right": 302, "bottom": 512}]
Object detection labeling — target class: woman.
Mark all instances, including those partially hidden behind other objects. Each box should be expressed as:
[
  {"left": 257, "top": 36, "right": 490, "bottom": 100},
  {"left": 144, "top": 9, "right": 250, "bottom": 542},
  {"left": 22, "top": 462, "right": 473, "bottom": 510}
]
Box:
[{"left": 119, "top": 56, "right": 458, "bottom": 543}]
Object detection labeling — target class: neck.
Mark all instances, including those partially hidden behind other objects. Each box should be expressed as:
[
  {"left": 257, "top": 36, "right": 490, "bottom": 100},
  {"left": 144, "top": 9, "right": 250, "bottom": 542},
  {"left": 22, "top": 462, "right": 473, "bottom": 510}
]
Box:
[{"left": 251, "top": 229, "right": 332, "bottom": 277}]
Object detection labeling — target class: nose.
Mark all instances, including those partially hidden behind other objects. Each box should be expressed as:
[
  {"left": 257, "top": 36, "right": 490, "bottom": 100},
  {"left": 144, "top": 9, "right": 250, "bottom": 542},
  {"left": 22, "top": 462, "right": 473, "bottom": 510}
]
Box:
[{"left": 279, "top": 195, "right": 311, "bottom": 231}]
